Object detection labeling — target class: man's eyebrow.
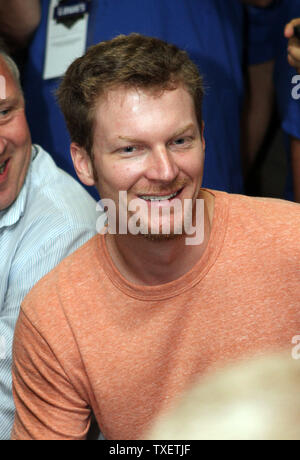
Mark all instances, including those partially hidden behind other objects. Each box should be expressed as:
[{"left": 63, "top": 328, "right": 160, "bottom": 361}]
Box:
[
  {"left": 117, "top": 124, "right": 196, "bottom": 144},
  {"left": 171, "top": 123, "right": 196, "bottom": 138},
  {"left": 118, "top": 135, "right": 143, "bottom": 143}
]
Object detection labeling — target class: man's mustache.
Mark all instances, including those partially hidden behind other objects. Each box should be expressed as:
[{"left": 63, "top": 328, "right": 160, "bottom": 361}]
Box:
[{"left": 132, "top": 178, "right": 189, "bottom": 196}]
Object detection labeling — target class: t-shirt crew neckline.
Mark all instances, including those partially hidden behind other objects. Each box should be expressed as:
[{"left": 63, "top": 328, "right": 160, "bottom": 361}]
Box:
[{"left": 97, "top": 189, "right": 229, "bottom": 301}]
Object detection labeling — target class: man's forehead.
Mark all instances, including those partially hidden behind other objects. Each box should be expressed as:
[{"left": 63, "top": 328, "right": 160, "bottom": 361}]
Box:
[
  {"left": 0, "top": 57, "right": 7, "bottom": 100},
  {"left": 0, "top": 56, "right": 11, "bottom": 77},
  {"left": 96, "top": 83, "right": 190, "bottom": 107},
  {"left": 0, "top": 57, "right": 22, "bottom": 101},
  {"left": 96, "top": 85, "right": 148, "bottom": 110},
  {"left": 93, "top": 85, "right": 198, "bottom": 146},
  {"left": 0, "top": 73, "right": 5, "bottom": 100},
  {"left": 0, "top": 55, "right": 19, "bottom": 81},
  {"left": 95, "top": 85, "right": 194, "bottom": 122}
]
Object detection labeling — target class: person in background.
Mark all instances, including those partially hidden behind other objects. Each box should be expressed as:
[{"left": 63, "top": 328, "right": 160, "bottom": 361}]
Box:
[
  {"left": 0, "top": 1, "right": 41, "bottom": 72},
  {"left": 0, "top": 0, "right": 284, "bottom": 200},
  {"left": 285, "top": 17, "right": 300, "bottom": 73},
  {"left": 0, "top": 1, "right": 40, "bottom": 51},
  {"left": 282, "top": 9, "right": 300, "bottom": 203},
  {"left": 242, "top": 0, "right": 300, "bottom": 203},
  {"left": 0, "top": 43, "right": 102, "bottom": 439}
]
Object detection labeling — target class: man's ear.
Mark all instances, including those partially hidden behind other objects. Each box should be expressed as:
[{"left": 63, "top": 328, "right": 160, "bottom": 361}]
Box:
[{"left": 70, "top": 143, "right": 95, "bottom": 186}]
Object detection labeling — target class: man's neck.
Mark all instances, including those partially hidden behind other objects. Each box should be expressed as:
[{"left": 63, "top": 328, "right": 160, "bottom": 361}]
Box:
[{"left": 105, "top": 190, "right": 215, "bottom": 286}]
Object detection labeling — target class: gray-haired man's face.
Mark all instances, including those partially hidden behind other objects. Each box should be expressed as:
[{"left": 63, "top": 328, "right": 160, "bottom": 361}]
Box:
[{"left": 0, "top": 57, "right": 32, "bottom": 211}]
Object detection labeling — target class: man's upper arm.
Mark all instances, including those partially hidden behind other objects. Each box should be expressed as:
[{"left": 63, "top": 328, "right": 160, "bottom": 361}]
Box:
[
  {"left": 0, "top": 224, "right": 95, "bottom": 439},
  {"left": 12, "top": 309, "right": 91, "bottom": 440}
]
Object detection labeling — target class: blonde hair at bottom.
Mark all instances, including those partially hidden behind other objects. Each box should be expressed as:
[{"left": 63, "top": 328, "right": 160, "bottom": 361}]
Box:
[{"left": 144, "top": 351, "right": 300, "bottom": 441}]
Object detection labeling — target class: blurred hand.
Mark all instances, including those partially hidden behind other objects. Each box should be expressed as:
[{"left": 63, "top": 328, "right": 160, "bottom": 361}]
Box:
[{"left": 285, "top": 19, "right": 300, "bottom": 74}]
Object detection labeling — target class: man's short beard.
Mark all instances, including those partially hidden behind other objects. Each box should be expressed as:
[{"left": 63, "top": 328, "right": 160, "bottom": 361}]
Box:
[{"left": 139, "top": 231, "right": 184, "bottom": 242}]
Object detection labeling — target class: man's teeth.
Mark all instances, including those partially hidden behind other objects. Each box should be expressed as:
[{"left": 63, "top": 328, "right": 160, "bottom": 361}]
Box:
[
  {"left": 140, "top": 191, "right": 179, "bottom": 201},
  {"left": 0, "top": 160, "right": 8, "bottom": 174}
]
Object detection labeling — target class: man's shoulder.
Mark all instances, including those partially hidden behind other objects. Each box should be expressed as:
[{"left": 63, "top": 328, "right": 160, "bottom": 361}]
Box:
[
  {"left": 211, "top": 189, "right": 300, "bottom": 244},
  {"left": 26, "top": 146, "right": 100, "bottom": 229},
  {"left": 225, "top": 192, "right": 300, "bottom": 241},
  {"left": 26, "top": 233, "right": 100, "bottom": 291},
  {"left": 20, "top": 235, "right": 101, "bottom": 321},
  {"left": 227, "top": 192, "right": 300, "bottom": 219},
  {"left": 30, "top": 145, "right": 95, "bottom": 203}
]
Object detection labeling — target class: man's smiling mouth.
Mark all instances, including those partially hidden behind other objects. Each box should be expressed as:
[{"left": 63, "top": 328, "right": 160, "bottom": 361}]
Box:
[
  {"left": 139, "top": 190, "right": 181, "bottom": 202},
  {"left": 0, "top": 159, "right": 9, "bottom": 175},
  {"left": 138, "top": 188, "right": 184, "bottom": 202}
]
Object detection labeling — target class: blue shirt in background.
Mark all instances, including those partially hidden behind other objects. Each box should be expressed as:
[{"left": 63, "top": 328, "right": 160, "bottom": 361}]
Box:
[
  {"left": 274, "top": 0, "right": 300, "bottom": 200},
  {"left": 23, "top": 0, "right": 246, "bottom": 199},
  {"left": 246, "top": 0, "right": 300, "bottom": 201}
]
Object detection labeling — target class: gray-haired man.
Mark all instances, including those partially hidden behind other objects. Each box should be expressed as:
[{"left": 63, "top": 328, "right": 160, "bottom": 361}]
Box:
[{"left": 0, "top": 44, "right": 102, "bottom": 439}]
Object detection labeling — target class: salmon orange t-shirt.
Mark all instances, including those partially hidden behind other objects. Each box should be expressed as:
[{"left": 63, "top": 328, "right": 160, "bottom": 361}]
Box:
[{"left": 12, "top": 190, "right": 300, "bottom": 440}]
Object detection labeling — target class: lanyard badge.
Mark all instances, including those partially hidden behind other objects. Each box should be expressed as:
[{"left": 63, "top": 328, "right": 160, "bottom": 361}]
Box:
[
  {"left": 54, "top": 0, "right": 91, "bottom": 27},
  {"left": 43, "top": 0, "right": 91, "bottom": 80}
]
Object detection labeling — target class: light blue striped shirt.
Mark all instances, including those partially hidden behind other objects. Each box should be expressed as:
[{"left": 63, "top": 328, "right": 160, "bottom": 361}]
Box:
[{"left": 0, "top": 145, "right": 101, "bottom": 439}]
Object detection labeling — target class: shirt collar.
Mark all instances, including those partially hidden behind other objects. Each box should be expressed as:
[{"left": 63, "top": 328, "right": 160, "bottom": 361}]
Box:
[{"left": 0, "top": 145, "right": 38, "bottom": 230}]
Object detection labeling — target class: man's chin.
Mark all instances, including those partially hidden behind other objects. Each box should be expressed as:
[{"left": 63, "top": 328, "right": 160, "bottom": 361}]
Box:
[
  {"left": 125, "top": 214, "right": 188, "bottom": 241},
  {"left": 137, "top": 230, "right": 184, "bottom": 242}
]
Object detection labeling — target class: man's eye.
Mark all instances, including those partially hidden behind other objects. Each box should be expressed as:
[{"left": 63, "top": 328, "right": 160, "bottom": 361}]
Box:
[
  {"left": 174, "top": 138, "right": 186, "bottom": 145},
  {"left": 172, "top": 136, "right": 194, "bottom": 148},
  {"left": 173, "top": 137, "right": 192, "bottom": 147},
  {"left": 123, "top": 146, "right": 135, "bottom": 153},
  {"left": 120, "top": 146, "right": 139, "bottom": 154},
  {"left": 0, "top": 109, "right": 9, "bottom": 117}
]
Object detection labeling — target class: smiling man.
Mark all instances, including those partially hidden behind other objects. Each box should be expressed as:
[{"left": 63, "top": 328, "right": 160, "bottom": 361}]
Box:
[
  {"left": 0, "top": 56, "right": 32, "bottom": 210},
  {"left": 70, "top": 80, "right": 211, "bottom": 283},
  {"left": 93, "top": 89, "right": 206, "bottom": 246},
  {"left": 0, "top": 45, "right": 101, "bottom": 439},
  {"left": 11, "top": 34, "right": 300, "bottom": 440}
]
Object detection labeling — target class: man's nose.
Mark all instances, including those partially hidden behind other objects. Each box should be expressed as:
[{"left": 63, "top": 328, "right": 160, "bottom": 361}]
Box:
[{"left": 145, "top": 146, "right": 179, "bottom": 183}]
